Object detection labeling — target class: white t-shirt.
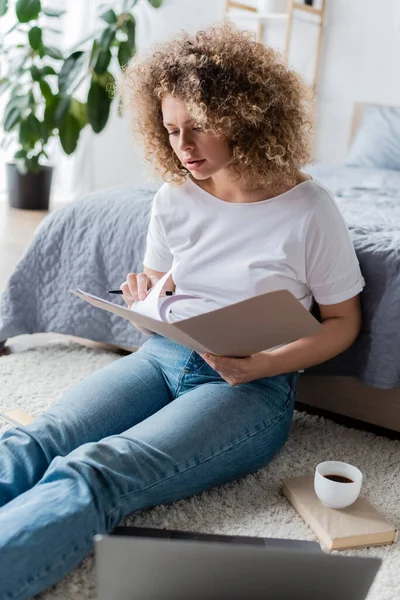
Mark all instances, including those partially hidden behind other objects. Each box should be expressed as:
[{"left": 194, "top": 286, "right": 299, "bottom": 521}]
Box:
[{"left": 143, "top": 176, "right": 365, "bottom": 322}]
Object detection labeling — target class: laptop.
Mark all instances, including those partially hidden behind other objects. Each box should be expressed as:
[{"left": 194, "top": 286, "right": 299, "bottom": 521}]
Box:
[{"left": 94, "top": 526, "right": 381, "bottom": 600}]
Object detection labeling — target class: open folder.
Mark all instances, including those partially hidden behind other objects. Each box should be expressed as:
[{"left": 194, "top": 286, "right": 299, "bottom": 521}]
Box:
[{"left": 70, "top": 267, "right": 323, "bottom": 357}]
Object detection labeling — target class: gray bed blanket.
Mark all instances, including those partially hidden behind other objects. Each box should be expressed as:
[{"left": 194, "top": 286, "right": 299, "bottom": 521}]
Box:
[{"left": 1, "top": 165, "right": 399, "bottom": 389}]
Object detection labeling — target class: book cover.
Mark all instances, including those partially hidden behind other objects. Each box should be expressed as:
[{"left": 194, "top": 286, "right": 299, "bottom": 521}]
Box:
[
  {"left": 281, "top": 475, "right": 398, "bottom": 551},
  {"left": 0, "top": 409, "right": 35, "bottom": 427}
]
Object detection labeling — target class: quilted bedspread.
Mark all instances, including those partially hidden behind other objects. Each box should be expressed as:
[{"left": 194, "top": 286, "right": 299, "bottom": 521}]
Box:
[{"left": 1, "top": 165, "right": 399, "bottom": 389}]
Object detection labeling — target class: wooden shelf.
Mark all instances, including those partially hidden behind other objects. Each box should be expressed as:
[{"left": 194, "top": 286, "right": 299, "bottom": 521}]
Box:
[
  {"left": 228, "top": 11, "right": 288, "bottom": 21},
  {"left": 224, "top": 0, "right": 327, "bottom": 90},
  {"left": 293, "top": 2, "right": 324, "bottom": 16},
  {"left": 227, "top": 1, "right": 256, "bottom": 12},
  {"left": 285, "top": 0, "right": 326, "bottom": 91}
]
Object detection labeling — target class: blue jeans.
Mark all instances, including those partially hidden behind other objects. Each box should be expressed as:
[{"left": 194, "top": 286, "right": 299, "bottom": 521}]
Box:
[{"left": 0, "top": 334, "right": 299, "bottom": 600}]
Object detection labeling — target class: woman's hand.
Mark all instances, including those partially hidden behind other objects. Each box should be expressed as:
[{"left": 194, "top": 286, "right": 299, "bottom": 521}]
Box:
[
  {"left": 199, "top": 352, "right": 275, "bottom": 386},
  {"left": 120, "top": 272, "right": 162, "bottom": 336},
  {"left": 120, "top": 272, "right": 160, "bottom": 308}
]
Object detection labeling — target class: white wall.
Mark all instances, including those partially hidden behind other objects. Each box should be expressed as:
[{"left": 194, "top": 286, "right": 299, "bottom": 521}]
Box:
[
  {"left": 315, "top": 0, "right": 400, "bottom": 162},
  {"left": 55, "top": 0, "right": 400, "bottom": 198}
]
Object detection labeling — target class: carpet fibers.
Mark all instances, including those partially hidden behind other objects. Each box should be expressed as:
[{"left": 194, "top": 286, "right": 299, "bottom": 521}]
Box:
[{"left": 0, "top": 337, "right": 399, "bottom": 600}]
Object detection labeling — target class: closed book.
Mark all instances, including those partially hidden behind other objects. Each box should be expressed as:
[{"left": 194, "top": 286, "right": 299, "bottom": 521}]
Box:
[
  {"left": 0, "top": 409, "right": 35, "bottom": 427},
  {"left": 281, "top": 475, "right": 398, "bottom": 551}
]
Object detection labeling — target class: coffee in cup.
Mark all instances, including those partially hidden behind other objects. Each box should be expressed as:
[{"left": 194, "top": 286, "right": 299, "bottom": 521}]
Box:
[{"left": 314, "top": 461, "right": 363, "bottom": 509}]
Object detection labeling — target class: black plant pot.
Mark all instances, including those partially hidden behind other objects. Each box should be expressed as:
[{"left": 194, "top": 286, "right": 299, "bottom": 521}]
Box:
[{"left": 6, "top": 163, "right": 53, "bottom": 210}]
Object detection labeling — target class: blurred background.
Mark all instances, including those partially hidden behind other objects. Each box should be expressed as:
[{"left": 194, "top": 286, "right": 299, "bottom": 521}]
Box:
[{"left": 0, "top": 0, "right": 399, "bottom": 205}]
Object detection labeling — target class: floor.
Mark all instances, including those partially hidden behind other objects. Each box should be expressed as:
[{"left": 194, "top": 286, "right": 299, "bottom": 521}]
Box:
[
  {"left": 0, "top": 197, "right": 397, "bottom": 441},
  {"left": 0, "top": 199, "right": 51, "bottom": 291}
]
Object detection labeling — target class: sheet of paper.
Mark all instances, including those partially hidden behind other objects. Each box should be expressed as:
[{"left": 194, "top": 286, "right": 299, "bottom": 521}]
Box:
[
  {"left": 158, "top": 294, "right": 204, "bottom": 322},
  {"left": 130, "top": 266, "right": 176, "bottom": 321}
]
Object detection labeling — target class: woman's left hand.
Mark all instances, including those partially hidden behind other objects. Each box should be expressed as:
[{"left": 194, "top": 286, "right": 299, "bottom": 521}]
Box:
[{"left": 199, "top": 352, "right": 274, "bottom": 386}]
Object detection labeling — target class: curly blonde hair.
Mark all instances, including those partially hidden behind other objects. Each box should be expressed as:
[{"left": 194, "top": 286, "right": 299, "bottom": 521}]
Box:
[{"left": 120, "top": 21, "right": 314, "bottom": 188}]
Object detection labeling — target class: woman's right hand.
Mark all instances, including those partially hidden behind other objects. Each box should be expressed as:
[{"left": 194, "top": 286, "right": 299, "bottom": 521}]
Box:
[{"left": 120, "top": 272, "right": 159, "bottom": 308}]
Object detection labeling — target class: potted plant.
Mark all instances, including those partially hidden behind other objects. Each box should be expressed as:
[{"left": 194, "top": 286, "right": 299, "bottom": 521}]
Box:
[{"left": 0, "top": 0, "right": 163, "bottom": 210}]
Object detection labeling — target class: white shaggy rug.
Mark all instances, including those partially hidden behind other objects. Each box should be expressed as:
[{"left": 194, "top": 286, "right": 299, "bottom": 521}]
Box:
[{"left": 0, "top": 335, "right": 399, "bottom": 600}]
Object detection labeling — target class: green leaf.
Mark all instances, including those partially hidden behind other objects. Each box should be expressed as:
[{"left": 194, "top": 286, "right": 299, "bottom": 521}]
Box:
[
  {"left": 43, "top": 45, "right": 63, "bottom": 60},
  {"left": 0, "top": 136, "right": 12, "bottom": 151},
  {"left": 40, "top": 119, "right": 50, "bottom": 143},
  {"left": 28, "top": 26, "right": 42, "bottom": 50},
  {"left": 26, "top": 113, "right": 42, "bottom": 142},
  {"left": 146, "top": 0, "right": 163, "bottom": 7},
  {"left": 94, "top": 48, "right": 111, "bottom": 75},
  {"left": 58, "top": 51, "right": 86, "bottom": 94},
  {"left": 99, "top": 26, "right": 116, "bottom": 50},
  {"left": 117, "top": 41, "right": 132, "bottom": 68},
  {"left": 87, "top": 79, "right": 111, "bottom": 133},
  {"left": 44, "top": 96, "right": 59, "bottom": 130},
  {"left": 31, "top": 65, "right": 57, "bottom": 82},
  {"left": 96, "top": 71, "right": 115, "bottom": 95},
  {"left": 54, "top": 94, "right": 70, "bottom": 124},
  {"left": 3, "top": 94, "right": 30, "bottom": 131},
  {"left": 122, "top": 0, "right": 138, "bottom": 9},
  {"left": 39, "top": 79, "right": 53, "bottom": 103},
  {"left": 14, "top": 149, "right": 27, "bottom": 160},
  {"left": 41, "top": 65, "right": 56, "bottom": 76},
  {"left": 89, "top": 39, "right": 100, "bottom": 70},
  {"left": 70, "top": 97, "right": 87, "bottom": 128},
  {"left": 4, "top": 105, "right": 20, "bottom": 131},
  {"left": 123, "top": 17, "right": 136, "bottom": 50},
  {"left": 59, "top": 111, "right": 81, "bottom": 154},
  {"left": 30, "top": 65, "right": 41, "bottom": 80},
  {"left": 0, "top": 77, "right": 11, "bottom": 95},
  {"left": 19, "top": 119, "right": 32, "bottom": 148},
  {"left": 42, "top": 7, "right": 66, "bottom": 17},
  {"left": 16, "top": 0, "right": 41, "bottom": 23},
  {"left": 100, "top": 8, "right": 117, "bottom": 25},
  {"left": 0, "top": 0, "right": 8, "bottom": 17},
  {"left": 26, "top": 155, "right": 41, "bottom": 174},
  {"left": 27, "top": 89, "right": 35, "bottom": 109}
]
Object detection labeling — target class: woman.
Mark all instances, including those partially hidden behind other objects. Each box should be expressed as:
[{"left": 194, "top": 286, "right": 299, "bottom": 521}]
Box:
[{"left": 0, "top": 23, "right": 364, "bottom": 599}]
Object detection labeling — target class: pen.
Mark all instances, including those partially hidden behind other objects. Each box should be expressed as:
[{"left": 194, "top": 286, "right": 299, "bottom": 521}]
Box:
[{"left": 107, "top": 290, "right": 175, "bottom": 295}]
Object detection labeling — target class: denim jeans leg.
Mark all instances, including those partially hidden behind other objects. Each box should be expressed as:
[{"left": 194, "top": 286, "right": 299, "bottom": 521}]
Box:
[
  {"left": 0, "top": 349, "right": 171, "bottom": 509},
  {"left": 0, "top": 370, "right": 296, "bottom": 600}
]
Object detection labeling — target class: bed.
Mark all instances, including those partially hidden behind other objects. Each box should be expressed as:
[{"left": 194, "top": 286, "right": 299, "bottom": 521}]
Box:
[
  {"left": 298, "top": 103, "right": 400, "bottom": 432},
  {"left": 1, "top": 103, "right": 399, "bottom": 432}
]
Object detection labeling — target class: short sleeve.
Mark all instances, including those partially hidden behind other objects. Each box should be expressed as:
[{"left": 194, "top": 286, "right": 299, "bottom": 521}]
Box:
[
  {"left": 142, "top": 192, "right": 173, "bottom": 272},
  {"left": 305, "top": 188, "right": 365, "bottom": 305}
]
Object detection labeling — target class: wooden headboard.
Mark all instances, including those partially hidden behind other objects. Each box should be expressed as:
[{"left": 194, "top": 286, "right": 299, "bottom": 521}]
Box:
[{"left": 348, "top": 101, "right": 399, "bottom": 150}]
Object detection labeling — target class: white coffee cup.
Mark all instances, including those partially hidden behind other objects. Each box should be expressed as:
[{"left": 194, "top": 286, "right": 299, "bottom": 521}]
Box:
[{"left": 314, "top": 461, "right": 363, "bottom": 509}]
